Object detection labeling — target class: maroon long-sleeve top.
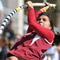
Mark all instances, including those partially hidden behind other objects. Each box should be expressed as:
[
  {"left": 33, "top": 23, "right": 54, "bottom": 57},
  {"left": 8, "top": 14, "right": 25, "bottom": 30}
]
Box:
[{"left": 7, "top": 8, "right": 55, "bottom": 60}]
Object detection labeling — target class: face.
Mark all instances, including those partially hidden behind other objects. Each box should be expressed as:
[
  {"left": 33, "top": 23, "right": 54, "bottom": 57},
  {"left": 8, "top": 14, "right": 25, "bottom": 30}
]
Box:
[{"left": 37, "top": 15, "right": 52, "bottom": 29}]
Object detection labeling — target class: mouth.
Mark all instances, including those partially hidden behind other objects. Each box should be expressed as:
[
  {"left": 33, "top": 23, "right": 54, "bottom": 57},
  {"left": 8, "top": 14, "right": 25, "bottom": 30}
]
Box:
[{"left": 39, "top": 23, "right": 43, "bottom": 26}]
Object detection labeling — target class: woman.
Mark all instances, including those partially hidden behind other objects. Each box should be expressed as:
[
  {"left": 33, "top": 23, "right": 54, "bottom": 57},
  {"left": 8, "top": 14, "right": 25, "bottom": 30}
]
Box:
[{"left": 6, "top": 1, "right": 55, "bottom": 60}]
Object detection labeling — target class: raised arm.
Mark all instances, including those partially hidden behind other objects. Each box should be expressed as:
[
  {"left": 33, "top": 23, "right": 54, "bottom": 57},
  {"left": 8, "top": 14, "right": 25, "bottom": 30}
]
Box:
[
  {"left": 26, "top": 1, "right": 54, "bottom": 43},
  {"left": 27, "top": 1, "right": 50, "bottom": 33},
  {"left": 27, "top": 9, "right": 43, "bottom": 33}
]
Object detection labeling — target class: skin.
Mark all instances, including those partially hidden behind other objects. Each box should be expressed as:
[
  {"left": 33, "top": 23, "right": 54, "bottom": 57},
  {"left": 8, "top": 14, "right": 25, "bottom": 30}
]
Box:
[
  {"left": 6, "top": 56, "right": 19, "bottom": 60},
  {"left": 37, "top": 15, "right": 52, "bottom": 30}
]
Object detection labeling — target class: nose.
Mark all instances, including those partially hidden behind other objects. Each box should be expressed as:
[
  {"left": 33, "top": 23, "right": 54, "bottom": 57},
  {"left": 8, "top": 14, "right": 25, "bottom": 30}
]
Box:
[{"left": 39, "top": 19, "right": 43, "bottom": 23}]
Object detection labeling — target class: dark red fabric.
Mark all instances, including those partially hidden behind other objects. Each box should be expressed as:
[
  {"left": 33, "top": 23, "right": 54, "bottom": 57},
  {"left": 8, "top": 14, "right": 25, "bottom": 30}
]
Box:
[{"left": 7, "top": 8, "right": 55, "bottom": 60}]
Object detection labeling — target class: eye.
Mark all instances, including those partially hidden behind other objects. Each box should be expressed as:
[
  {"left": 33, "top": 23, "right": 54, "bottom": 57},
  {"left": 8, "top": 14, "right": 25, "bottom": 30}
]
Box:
[{"left": 43, "top": 18, "right": 47, "bottom": 21}]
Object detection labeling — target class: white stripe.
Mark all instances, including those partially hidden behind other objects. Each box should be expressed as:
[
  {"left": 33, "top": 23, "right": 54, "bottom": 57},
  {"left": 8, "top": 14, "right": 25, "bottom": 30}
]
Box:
[
  {"left": 2, "top": 22, "right": 6, "bottom": 26},
  {"left": 4, "top": 19, "right": 9, "bottom": 23},
  {"left": 9, "top": 14, "right": 13, "bottom": 17},
  {"left": 30, "top": 34, "right": 53, "bottom": 45},
  {"left": 12, "top": 11, "right": 14, "bottom": 14},
  {"left": 7, "top": 16, "right": 10, "bottom": 19},
  {"left": 0, "top": 30, "right": 3, "bottom": 34},
  {"left": 30, "top": 35, "right": 41, "bottom": 45},
  {"left": 1, "top": 26, "right": 5, "bottom": 29},
  {"left": 44, "top": 38, "right": 53, "bottom": 44},
  {"left": 13, "top": 10, "right": 16, "bottom": 13}
]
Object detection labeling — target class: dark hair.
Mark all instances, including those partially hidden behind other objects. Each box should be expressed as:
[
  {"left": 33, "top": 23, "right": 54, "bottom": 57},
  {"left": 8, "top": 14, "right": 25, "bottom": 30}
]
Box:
[
  {"left": 52, "top": 32, "right": 60, "bottom": 46},
  {"left": 37, "top": 12, "right": 53, "bottom": 30}
]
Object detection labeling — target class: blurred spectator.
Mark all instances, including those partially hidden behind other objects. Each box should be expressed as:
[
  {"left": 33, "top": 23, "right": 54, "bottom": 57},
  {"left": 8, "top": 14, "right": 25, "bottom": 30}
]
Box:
[
  {"left": 0, "top": 0, "right": 4, "bottom": 25},
  {"left": 8, "top": 34, "right": 21, "bottom": 50},
  {"left": 0, "top": 35, "right": 9, "bottom": 60},
  {"left": 8, "top": 38, "right": 15, "bottom": 50},
  {"left": 43, "top": 46, "right": 58, "bottom": 60},
  {"left": 2, "top": 20, "right": 16, "bottom": 50},
  {"left": 3, "top": 20, "right": 15, "bottom": 40},
  {"left": 2, "top": 36, "right": 9, "bottom": 51},
  {"left": 43, "top": 32, "right": 60, "bottom": 60}
]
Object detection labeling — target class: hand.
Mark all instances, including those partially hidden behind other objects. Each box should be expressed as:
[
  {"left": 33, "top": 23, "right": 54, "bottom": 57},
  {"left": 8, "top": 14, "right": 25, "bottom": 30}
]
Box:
[
  {"left": 26, "top": 1, "right": 34, "bottom": 9},
  {"left": 43, "top": 2, "right": 50, "bottom": 11}
]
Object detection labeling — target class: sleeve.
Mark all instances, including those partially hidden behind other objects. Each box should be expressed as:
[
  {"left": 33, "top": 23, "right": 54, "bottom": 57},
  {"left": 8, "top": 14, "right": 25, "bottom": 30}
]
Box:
[
  {"left": 35, "top": 9, "right": 43, "bottom": 19},
  {"left": 27, "top": 9, "right": 43, "bottom": 33},
  {"left": 28, "top": 8, "right": 55, "bottom": 43}
]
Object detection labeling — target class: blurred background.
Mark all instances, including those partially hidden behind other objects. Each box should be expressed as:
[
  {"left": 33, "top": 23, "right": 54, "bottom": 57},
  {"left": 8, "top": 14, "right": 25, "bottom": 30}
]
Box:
[{"left": 0, "top": 0, "right": 60, "bottom": 60}]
